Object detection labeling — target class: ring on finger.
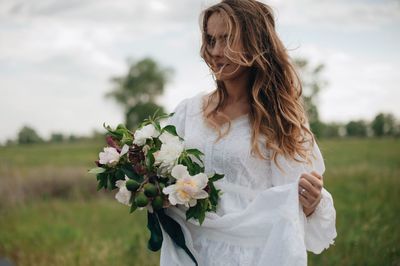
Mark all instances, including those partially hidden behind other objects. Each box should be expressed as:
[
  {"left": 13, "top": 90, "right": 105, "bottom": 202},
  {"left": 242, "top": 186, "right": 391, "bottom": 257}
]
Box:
[{"left": 300, "top": 188, "right": 306, "bottom": 196}]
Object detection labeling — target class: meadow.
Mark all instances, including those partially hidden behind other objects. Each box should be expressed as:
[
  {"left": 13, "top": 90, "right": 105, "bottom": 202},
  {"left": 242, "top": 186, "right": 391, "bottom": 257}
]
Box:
[{"left": 0, "top": 138, "right": 399, "bottom": 266}]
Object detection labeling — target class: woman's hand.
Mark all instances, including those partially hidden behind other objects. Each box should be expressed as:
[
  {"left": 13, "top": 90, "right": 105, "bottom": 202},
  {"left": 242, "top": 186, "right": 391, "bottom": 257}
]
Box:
[{"left": 298, "top": 171, "right": 323, "bottom": 217}]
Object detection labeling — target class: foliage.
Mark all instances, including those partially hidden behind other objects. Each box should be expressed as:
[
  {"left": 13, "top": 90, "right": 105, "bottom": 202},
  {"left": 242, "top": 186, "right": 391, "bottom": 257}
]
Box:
[
  {"left": 17, "top": 125, "right": 43, "bottom": 144},
  {"left": 321, "top": 122, "right": 343, "bottom": 138},
  {"left": 91, "top": 113, "right": 223, "bottom": 265},
  {"left": 293, "top": 58, "right": 328, "bottom": 138},
  {"left": 106, "top": 57, "right": 173, "bottom": 130},
  {"left": 371, "top": 113, "right": 396, "bottom": 137},
  {"left": 50, "top": 133, "right": 64, "bottom": 143},
  {"left": 345, "top": 120, "right": 368, "bottom": 137}
]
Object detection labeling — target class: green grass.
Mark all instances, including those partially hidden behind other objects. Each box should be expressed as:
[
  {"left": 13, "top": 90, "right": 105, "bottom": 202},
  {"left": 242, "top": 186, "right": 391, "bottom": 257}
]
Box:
[
  {"left": 309, "top": 138, "right": 400, "bottom": 266},
  {"left": 0, "top": 140, "right": 103, "bottom": 168},
  {"left": 0, "top": 198, "right": 159, "bottom": 266},
  {"left": 0, "top": 138, "right": 399, "bottom": 265}
]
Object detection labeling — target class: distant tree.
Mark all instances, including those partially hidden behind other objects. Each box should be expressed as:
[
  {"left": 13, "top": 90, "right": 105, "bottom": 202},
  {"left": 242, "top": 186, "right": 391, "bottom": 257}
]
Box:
[
  {"left": 394, "top": 122, "right": 400, "bottom": 138},
  {"left": 50, "top": 133, "right": 64, "bottom": 143},
  {"left": 106, "top": 57, "right": 173, "bottom": 130},
  {"left": 346, "top": 120, "right": 367, "bottom": 137},
  {"left": 68, "top": 134, "right": 78, "bottom": 142},
  {"left": 6, "top": 139, "right": 16, "bottom": 146},
  {"left": 293, "top": 58, "right": 328, "bottom": 138},
  {"left": 322, "top": 122, "right": 343, "bottom": 138},
  {"left": 371, "top": 113, "right": 385, "bottom": 136},
  {"left": 371, "top": 113, "right": 396, "bottom": 137},
  {"left": 17, "top": 126, "right": 43, "bottom": 144}
]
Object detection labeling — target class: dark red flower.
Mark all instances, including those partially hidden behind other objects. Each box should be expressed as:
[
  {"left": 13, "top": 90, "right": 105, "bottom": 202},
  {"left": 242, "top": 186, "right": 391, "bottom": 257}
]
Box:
[{"left": 106, "top": 135, "right": 120, "bottom": 152}]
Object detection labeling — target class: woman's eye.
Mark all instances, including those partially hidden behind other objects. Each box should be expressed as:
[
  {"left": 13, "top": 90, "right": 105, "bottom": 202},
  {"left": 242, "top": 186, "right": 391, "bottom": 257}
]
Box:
[
  {"left": 207, "top": 37, "right": 216, "bottom": 47},
  {"left": 221, "top": 36, "right": 228, "bottom": 45}
]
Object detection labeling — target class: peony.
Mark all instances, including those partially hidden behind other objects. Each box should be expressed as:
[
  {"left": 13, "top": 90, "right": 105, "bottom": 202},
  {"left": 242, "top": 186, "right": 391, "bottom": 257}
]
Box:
[
  {"left": 163, "top": 164, "right": 209, "bottom": 208},
  {"left": 154, "top": 131, "right": 185, "bottom": 175},
  {"left": 115, "top": 175, "right": 132, "bottom": 206},
  {"left": 98, "top": 144, "right": 129, "bottom": 166},
  {"left": 133, "top": 124, "right": 159, "bottom": 146}
]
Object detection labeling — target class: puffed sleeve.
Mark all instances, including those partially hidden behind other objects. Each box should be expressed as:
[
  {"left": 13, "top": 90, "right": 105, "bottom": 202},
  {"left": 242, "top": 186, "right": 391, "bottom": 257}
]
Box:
[
  {"left": 164, "top": 98, "right": 189, "bottom": 138},
  {"left": 271, "top": 140, "right": 337, "bottom": 254},
  {"left": 301, "top": 141, "right": 337, "bottom": 254}
]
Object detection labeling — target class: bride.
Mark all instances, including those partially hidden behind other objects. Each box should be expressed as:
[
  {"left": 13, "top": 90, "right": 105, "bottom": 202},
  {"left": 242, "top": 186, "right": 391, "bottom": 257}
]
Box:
[{"left": 161, "top": 0, "right": 337, "bottom": 265}]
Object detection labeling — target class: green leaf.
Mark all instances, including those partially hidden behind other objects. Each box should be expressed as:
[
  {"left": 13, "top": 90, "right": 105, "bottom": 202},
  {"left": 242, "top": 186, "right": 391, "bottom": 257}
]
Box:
[
  {"left": 162, "top": 125, "right": 178, "bottom": 136},
  {"left": 157, "top": 210, "right": 198, "bottom": 265},
  {"left": 186, "top": 199, "right": 208, "bottom": 225},
  {"left": 145, "top": 148, "right": 156, "bottom": 170},
  {"left": 103, "top": 123, "right": 134, "bottom": 142},
  {"left": 151, "top": 120, "right": 162, "bottom": 132},
  {"left": 156, "top": 112, "right": 173, "bottom": 121},
  {"left": 121, "top": 132, "right": 133, "bottom": 145},
  {"left": 209, "top": 173, "right": 224, "bottom": 182},
  {"left": 117, "top": 123, "right": 128, "bottom": 130},
  {"left": 115, "top": 128, "right": 125, "bottom": 136},
  {"left": 208, "top": 182, "right": 221, "bottom": 212},
  {"left": 107, "top": 173, "right": 114, "bottom": 190},
  {"left": 96, "top": 181, "right": 104, "bottom": 191},
  {"left": 185, "top": 149, "right": 204, "bottom": 162},
  {"left": 115, "top": 169, "right": 125, "bottom": 180},
  {"left": 96, "top": 172, "right": 108, "bottom": 190},
  {"left": 129, "top": 201, "right": 138, "bottom": 213},
  {"left": 153, "top": 137, "right": 162, "bottom": 150},
  {"left": 88, "top": 167, "right": 106, "bottom": 174},
  {"left": 103, "top": 123, "right": 123, "bottom": 139},
  {"left": 147, "top": 212, "right": 163, "bottom": 251},
  {"left": 120, "top": 164, "right": 143, "bottom": 183}
]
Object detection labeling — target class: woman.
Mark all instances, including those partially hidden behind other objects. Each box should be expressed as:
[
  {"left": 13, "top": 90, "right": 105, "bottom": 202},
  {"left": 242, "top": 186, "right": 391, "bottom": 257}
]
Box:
[{"left": 161, "top": 1, "right": 337, "bottom": 265}]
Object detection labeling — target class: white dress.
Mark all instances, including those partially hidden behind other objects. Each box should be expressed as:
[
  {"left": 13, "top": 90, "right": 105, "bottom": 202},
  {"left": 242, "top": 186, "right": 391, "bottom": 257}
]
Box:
[{"left": 160, "top": 91, "right": 337, "bottom": 266}]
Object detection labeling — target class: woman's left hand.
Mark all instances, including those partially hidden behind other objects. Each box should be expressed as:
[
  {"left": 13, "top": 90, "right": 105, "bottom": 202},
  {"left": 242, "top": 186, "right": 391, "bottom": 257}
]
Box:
[{"left": 298, "top": 171, "right": 323, "bottom": 217}]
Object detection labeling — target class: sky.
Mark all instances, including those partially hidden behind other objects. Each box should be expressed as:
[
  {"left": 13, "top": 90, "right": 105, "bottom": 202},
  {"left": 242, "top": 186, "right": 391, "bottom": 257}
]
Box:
[{"left": 0, "top": 0, "right": 399, "bottom": 143}]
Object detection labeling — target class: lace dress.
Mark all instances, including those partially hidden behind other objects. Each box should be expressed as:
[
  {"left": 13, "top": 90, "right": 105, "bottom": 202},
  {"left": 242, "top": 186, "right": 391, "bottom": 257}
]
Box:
[{"left": 160, "top": 91, "right": 337, "bottom": 266}]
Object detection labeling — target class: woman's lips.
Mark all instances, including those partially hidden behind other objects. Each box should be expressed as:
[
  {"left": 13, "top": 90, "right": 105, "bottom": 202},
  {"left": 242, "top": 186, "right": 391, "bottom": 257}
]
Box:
[{"left": 215, "top": 63, "right": 229, "bottom": 69}]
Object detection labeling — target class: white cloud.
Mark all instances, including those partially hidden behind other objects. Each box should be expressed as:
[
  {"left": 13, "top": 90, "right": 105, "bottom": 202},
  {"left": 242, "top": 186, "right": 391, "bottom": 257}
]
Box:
[
  {"left": 0, "top": 0, "right": 399, "bottom": 142},
  {"left": 290, "top": 43, "right": 400, "bottom": 122},
  {"left": 268, "top": 0, "right": 400, "bottom": 31}
]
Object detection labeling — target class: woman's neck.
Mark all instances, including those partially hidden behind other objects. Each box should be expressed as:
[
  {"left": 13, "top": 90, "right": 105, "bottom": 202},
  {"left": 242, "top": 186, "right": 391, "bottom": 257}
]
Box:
[{"left": 222, "top": 72, "right": 251, "bottom": 104}]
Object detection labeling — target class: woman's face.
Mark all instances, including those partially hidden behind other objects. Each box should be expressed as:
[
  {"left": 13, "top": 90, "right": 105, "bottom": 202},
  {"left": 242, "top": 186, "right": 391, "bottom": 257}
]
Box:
[{"left": 205, "top": 12, "right": 251, "bottom": 81}]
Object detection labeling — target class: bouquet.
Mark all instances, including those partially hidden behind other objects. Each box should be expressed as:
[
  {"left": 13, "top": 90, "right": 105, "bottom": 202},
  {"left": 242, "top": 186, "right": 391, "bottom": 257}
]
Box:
[{"left": 88, "top": 111, "right": 224, "bottom": 265}]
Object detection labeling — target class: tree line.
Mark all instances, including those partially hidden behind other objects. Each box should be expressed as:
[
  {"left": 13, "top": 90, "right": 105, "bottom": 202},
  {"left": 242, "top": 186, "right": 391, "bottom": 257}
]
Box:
[
  {"left": 312, "top": 113, "right": 399, "bottom": 138},
  {"left": 3, "top": 57, "right": 399, "bottom": 146},
  {"left": 3, "top": 127, "right": 105, "bottom": 146}
]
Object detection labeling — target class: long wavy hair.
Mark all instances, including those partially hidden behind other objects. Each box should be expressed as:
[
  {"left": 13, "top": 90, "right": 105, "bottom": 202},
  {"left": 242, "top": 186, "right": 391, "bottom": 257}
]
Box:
[{"left": 200, "top": 0, "right": 315, "bottom": 165}]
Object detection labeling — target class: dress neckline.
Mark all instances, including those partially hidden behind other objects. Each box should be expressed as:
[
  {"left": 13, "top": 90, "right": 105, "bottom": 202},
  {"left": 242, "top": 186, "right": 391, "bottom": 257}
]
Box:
[{"left": 196, "top": 91, "right": 249, "bottom": 128}]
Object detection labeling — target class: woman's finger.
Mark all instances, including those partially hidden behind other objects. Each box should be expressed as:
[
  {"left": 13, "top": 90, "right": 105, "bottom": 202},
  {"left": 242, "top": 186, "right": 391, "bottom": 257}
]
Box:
[
  {"left": 299, "top": 194, "right": 311, "bottom": 208},
  {"left": 299, "top": 177, "right": 319, "bottom": 197},
  {"left": 301, "top": 173, "right": 323, "bottom": 190},
  {"left": 311, "top": 171, "right": 323, "bottom": 180},
  {"left": 300, "top": 189, "right": 321, "bottom": 210}
]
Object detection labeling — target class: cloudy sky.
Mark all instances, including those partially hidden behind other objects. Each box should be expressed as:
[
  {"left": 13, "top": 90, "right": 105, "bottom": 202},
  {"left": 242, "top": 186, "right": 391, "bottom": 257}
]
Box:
[{"left": 1, "top": 0, "right": 399, "bottom": 143}]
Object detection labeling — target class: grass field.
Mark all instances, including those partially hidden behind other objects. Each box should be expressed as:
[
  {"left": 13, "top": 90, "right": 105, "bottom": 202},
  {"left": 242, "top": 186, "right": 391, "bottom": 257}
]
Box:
[{"left": 0, "top": 138, "right": 399, "bottom": 265}]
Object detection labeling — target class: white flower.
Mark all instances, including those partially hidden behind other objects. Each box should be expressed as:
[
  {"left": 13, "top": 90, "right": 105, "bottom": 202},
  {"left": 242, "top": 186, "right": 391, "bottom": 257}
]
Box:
[
  {"left": 158, "top": 131, "right": 180, "bottom": 144},
  {"left": 163, "top": 164, "right": 209, "bottom": 208},
  {"left": 154, "top": 131, "right": 184, "bottom": 174},
  {"left": 98, "top": 144, "right": 129, "bottom": 166},
  {"left": 115, "top": 175, "right": 131, "bottom": 206},
  {"left": 133, "top": 124, "right": 159, "bottom": 146}
]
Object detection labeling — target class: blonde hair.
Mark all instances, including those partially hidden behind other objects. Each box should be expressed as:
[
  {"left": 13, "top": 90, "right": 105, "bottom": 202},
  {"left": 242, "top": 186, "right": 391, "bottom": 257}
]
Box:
[{"left": 200, "top": 0, "right": 314, "bottom": 165}]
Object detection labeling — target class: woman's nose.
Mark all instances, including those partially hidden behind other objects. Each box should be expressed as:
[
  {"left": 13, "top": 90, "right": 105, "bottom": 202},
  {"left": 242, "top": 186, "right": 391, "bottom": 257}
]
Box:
[{"left": 210, "top": 40, "right": 225, "bottom": 57}]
